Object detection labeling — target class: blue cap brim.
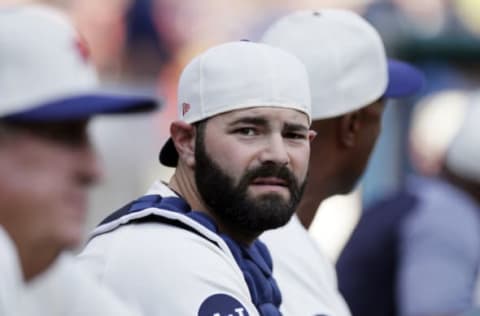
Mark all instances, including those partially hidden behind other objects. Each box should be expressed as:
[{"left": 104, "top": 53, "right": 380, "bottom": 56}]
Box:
[
  {"left": 5, "top": 93, "right": 160, "bottom": 122},
  {"left": 384, "top": 59, "right": 425, "bottom": 98}
]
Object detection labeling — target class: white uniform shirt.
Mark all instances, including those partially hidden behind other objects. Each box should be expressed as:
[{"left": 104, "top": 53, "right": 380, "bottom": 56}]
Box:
[
  {"left": 23, "top": 254, "right": 143, "bottom": 316},
  {"left": 78, "top": 181, "right": 259, "bottom": 316},
  {"left": 261, "top": 215, "right": 351, "bottom": 316},
  {"left": 0, "top": 226, "right": 24, "bottom": 316}
]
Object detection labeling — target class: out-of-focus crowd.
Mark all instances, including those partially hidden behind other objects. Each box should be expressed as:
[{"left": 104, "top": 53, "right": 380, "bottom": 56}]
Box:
[{"left": 3, "top": 1, "right": 480, "bottom": 316}]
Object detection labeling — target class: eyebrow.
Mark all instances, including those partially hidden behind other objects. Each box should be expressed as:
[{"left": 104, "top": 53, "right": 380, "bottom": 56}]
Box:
[
  {"left": 228, "top": 116, "right": 269, "bottom": 126},
  {"left": 228, "top": 116, "right": 309, "bottom": 132}
]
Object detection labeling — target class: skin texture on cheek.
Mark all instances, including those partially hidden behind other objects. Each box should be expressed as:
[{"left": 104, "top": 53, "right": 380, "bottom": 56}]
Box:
[{"left": 192, "top": 110, "right": 311, "bottom": 242}]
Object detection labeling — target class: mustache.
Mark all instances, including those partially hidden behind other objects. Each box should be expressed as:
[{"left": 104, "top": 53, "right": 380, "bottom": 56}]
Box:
[{"left": 240, "top": 164, "right": 298, "bottom": 189}]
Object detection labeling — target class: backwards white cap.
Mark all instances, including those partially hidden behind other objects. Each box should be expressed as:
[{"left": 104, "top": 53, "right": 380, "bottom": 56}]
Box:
[
  {"left": 261, "top": 9, "right": 424, "bottom": 120},
  {"left": 159, "top": 41, "right": 311, "bottom": 167},
  {"left": 0, "top": 4, "right": 157, "bottom": 121}
]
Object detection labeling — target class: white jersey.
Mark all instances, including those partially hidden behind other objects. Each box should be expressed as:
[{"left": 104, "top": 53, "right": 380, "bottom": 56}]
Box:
[
  {"left": 0, "top": 226, "right": 23, "bottom": 316},
  {"left": 261, "top": 215, "right": 351, "bottom": 316},
  {"left": 78, "top": 181, "right": 259, "bottom": 316},
  {"left": 22, "top": 254, "right": 143, "bottom": 316}
]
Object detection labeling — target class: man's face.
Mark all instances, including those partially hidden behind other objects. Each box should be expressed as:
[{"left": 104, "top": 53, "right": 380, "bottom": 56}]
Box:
[
  {"left": 306, "top": 99, "right": 386, "bottom": 197},
  {"left": 343, "top": 99, "right": 386, "bottom": 193},
  {"left": 193, "top": 107, "right": 314, "bottom": 236},
  {"left": 0, "top": 119, "right": 101, "bottom": 251}
]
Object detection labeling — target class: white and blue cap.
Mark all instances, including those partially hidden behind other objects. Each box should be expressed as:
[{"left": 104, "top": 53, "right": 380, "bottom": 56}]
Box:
[
  {"left": 159, "top": 41, "right": 311, "bottom": 167},
  {"left": 0, "top": 5, "right": 159, "bottom": 122},
  {"left": 261, "top": 9, "right": 425, "bottom": 120}
]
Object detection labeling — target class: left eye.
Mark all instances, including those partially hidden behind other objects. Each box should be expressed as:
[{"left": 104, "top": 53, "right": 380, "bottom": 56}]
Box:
[{"left": 237, "top": 128, "right": 257, "bottom": 136}]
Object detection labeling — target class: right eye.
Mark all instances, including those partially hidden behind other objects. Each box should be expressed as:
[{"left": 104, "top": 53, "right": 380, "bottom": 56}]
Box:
[{"left": 235, "top": 127, "right": 257, "bottom": 136}]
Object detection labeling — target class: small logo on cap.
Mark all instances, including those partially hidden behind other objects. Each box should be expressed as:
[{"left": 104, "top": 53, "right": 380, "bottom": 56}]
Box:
[{"left": 182, "top": 102, "right": 191, "bottom": 116}]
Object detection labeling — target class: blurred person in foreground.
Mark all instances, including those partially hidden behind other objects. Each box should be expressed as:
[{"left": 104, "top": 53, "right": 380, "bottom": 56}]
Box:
[
  {"left": 260, "top": 9, "right": 424, "bottom": 316},
  {"left": 337, "top": 90, "right": 480, "bottom": 316},
  {"left": 78, "top": 41, "right": 315, "bottom": 316},
  {"left": 0, "top": 4, "right": 159, "bottom": 315}
]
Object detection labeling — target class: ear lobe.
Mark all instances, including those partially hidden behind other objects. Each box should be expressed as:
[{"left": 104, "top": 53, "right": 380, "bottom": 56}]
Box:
[
  {"left": 170, "top": 121, "right": 196, "bottom": 167},
  {"left": 339, "top": 110, "right": 362, "bottom": 148}
]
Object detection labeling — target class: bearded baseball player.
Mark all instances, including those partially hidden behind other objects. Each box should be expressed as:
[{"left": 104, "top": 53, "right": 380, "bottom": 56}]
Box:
[{"left": 78, "top": 41, "right": 315, "bottom": 316}]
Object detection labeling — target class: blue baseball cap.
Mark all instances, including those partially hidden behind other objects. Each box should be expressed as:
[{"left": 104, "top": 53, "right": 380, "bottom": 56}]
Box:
[
  {"left": 385, "top": 59, "right": 425, "bottom": 98},
  {"left": 0, "top": 5, "right": 160, "bottom": 122},
  {"left": 4, "top": 91, "right": 159, "bottom": 122}
]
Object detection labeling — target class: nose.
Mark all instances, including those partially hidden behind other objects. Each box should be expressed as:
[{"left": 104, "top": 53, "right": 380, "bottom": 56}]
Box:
[
  {"left": 75, "top": 141, "right": 103, "bottom": 186},
  {"left": 258, "top": 133, "right": 290, "bottom": 166}
]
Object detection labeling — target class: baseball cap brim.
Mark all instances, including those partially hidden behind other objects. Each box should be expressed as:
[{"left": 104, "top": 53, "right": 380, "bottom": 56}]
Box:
[
  {"left": 4, "top": 93, "right": 160, "bottom": 122},
  {"left": 159, "top": 138, "right": 177, "bottom": 167},
  {"left": 385, "top": 59, "right": 425, "bottom": 98}
]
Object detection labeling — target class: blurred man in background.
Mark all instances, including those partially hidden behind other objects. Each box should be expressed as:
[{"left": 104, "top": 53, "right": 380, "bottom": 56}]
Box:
[
  {"left": 260, "top": 9, "right": 424, "bottom": 316},
  {"left": 0, "top": 4, "right": 158, "bottom": 315},
  {"left": 337, "top": 90, "right": 480, "bottom": 316}
]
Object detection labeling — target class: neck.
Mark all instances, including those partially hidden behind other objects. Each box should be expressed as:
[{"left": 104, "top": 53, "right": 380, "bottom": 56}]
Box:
[
  {"left": 296, "top": 180, "right": 333, "bottom": 229},
  {"left": 169, "top": 165, "right": 257, "bottom": 246},
  {"left": 6, "top": 230, "right": 60, "bottom": 282},
  {"left": 169, "top": 165, "right": 205, "bottom": 211}
]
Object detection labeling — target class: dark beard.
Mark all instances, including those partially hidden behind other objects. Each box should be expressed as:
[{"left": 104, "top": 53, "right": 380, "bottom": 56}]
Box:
[{"left": 194, "top": 129, "right": 306, "bottom": 237}]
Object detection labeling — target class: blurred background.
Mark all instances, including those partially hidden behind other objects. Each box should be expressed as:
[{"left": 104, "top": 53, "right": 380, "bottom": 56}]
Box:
[{"left": 3, "top": 0, "right": 480, "bottom": 261}]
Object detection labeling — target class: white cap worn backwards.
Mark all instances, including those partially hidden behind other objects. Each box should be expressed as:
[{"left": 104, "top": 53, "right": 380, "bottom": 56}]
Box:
[
  {"left": 160, "top": 40, "right": 311, "bottom": 167},
  {"left": 261, "top": 9, "right": 424, "bottom": 120}
]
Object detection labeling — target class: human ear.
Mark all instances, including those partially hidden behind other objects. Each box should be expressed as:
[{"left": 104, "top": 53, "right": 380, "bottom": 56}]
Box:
[
  {"left": 338, "top": 110, "right": 362, "bottom": 148},
  {"left": 170, "top": 121, "right": 196, "bottom": 167}
]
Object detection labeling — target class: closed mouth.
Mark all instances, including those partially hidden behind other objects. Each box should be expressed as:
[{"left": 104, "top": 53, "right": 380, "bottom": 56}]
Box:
[{"left": 251, "top": 177, "right": 288, "bottom": 186}]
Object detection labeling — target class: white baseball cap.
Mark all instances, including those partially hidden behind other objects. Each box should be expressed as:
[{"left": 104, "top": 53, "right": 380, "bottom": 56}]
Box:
[
  {"left": 261, "top": 9, "right": 425, "bottom": 120},
  {"left": 445, "top": 96, "right": 480, "bottom": 183},
  {"left": 0, "top": 4, "right": 158, "bottom": 121},
  {"left": 159, "top": 41, "right": 311, "bottom": 167}
]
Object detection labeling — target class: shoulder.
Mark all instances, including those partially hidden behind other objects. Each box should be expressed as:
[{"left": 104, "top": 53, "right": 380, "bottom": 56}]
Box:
[
  {"left": 398, "top": 180, "right": 480, "bottom": 275},
  {"left": 22, "top": 255, "right": 142, "bottom": 316},
  {"left": 261, "top": 215, "right": 317, "bottom": 253},
  {"left": 261, "top": 216, "right": 350, "bottom": 316},
  {"left": 261, "top": 215, "right": 327, "bottom": 269},
  {"left": 402, "top": 181, "right": 480, "bottom": 249},
  {"left": 80, "top": 222, "right": 240, "bottom": 279},
  {"left": 79, "top": 221, "right": 258, "bottom": 316}
]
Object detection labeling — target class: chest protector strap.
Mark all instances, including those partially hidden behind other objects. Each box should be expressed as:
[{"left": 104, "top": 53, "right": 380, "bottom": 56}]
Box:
[{"left": 95, "top": 194, "right": 282, "bottom": 316}]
